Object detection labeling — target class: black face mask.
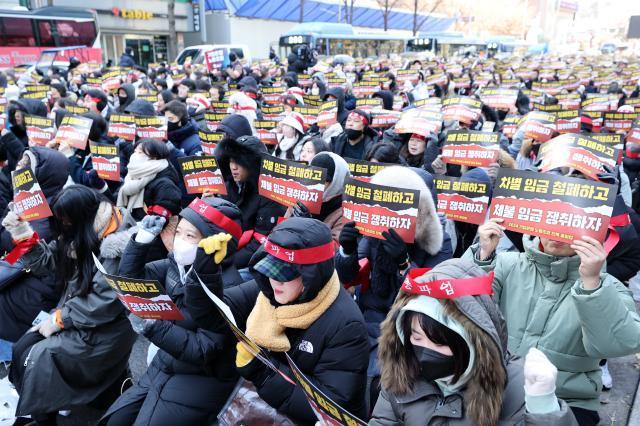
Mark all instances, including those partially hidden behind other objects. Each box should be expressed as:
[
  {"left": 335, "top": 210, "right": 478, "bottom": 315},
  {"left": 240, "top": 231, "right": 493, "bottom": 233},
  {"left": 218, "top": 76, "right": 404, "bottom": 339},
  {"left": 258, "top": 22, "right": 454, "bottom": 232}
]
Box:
[
  {"left": 178, "top": 96, "right": 188, "bottom": 103},
  {"left": 413, "top": 345, "right": 456, "bottom": 382},
  {"left": 167, "top": 121, "right": 181, "bottom": 132},
  {"left": 345, "top": 128, "right": 363, "bottom": 141},
  {"left": 118, "top": 95, "right": 128, "bottom": 106}
]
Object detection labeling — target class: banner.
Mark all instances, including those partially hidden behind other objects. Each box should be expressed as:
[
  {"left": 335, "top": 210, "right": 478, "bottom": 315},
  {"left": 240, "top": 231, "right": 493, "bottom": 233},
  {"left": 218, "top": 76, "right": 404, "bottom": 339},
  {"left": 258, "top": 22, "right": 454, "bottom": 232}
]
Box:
[
  {"left": 479, "top": 88, "right": 518, "bottom": 110},
  {"left": 517, "top": 111, "right": 557, "bottom": 142},
  {"left": 11, "top": 167, "right": 52, "bottom": 221},
  {"left": 441, "top": 96, "right": 482, "bottom": 124},
  {"left": 204, "top": 48, "right": 229, "bottom": 72},
  {"left": 178, "top": 156, "right": 227, "bottom": 195},
  {"left": 254, "top": 120, "right": 279, "bottom": 145},
  {"left": 24, "top": 115, "right": 55, "bottom": 146},
  {"left": 370, "top": 110, "right": 401, "bottom": 129},
  {"left": 603, "top": 112, "right": 638, "bottom": 133},
  {"left": 135, "top": 116, "right": 167, "bottom": 141},
  {"left": 285, "top": 353, "right": 367, "bottom": 426},
  {"left": 342, "top": 177, "right": 419, "bottom": 243},
  {"left": 198, "top": 128, "right": 225, "bottom": 155},
  {"left": 538, "top": 133, "right": 618, "bottom": 180},
  {"left": 554, "top": 109, "right": 581, "bottom": 134},
  {"left": 490, "top": 169, "right": 616, "bottom": 243},
  {"left": 89, "top": 142, "right": 120, "bottom": 182},
  {"left": 345, "top": 158, "right": 391, "bottom": 182},
  {"left": 258, "top": 156, "right": 326, "bottom": 214},
  {"left": 442, "top": 130, "right": 500, "bottom": 167},
  {"left": 434, "top": 175, "right": 490, "bottom": 225},
  {"left": 53, "top": 115, "right": 92, "bottom": 150}
]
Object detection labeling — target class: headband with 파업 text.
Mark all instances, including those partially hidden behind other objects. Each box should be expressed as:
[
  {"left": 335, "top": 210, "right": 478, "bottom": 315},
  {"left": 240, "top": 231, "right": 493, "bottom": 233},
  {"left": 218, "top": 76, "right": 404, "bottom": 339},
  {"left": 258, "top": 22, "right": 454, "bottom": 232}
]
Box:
[
  {"left": 188, "top": 198, "right": 242, "bottom": 240},
  {"left": 401, "top": 268, "right": 494, "bottom": 299}
]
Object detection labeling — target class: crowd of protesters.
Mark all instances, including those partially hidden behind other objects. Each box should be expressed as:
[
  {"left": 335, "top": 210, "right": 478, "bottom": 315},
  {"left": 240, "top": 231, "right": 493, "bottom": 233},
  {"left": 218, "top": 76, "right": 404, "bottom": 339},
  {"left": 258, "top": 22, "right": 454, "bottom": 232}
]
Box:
[{"left": 0, "top": 45, "right": 639, "bottom": 426}]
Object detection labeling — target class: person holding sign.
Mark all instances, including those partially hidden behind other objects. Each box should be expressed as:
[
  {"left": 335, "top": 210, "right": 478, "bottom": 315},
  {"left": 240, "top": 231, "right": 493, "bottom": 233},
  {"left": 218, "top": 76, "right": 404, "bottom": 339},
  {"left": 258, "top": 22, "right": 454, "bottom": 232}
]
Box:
[
  {"left": 165, "top": 100, "right": 203, "bottom": 157},
  {"left": 463, "top": 220, "right": 640, "bottom": 425},
  {"left": 5, "top": 186, "right": 137, "bottom": 424},
  {"left": 274, "top": 112, "right": 306, "bottom": 161},
  {"left": 102, "top": 197, "right": 244, "bottom": 425},
  {"left": 220, "top": 218, "right": 369, "bottom": 423},
  {"left": 330, "top": 110, "right": 379, "bottom": 160},
  {"left": 371, "top": 259, "right": 577, "bottom": 425},
  {"left": 336, "top": 166, "right": 452, "bottom": 407}
]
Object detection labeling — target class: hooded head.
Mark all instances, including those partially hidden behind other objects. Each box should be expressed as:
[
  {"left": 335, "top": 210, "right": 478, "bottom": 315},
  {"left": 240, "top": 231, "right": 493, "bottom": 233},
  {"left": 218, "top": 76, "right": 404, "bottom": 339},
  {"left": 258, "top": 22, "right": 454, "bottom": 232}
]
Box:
[
  {"left": 214, "top": 135, "right": 266, "bottom": 187},
  {"left": 370, "top": 166, "right": 443, "bottom": 254},
  {"left": 249, "top": 217, "right": 335, "bottom": 306},
  {"left": 125, "top": 99, "right": 156, "bottom": 117},
  {"left": 117, "top": 83, "right": 136, "bottom": 110},
  {"left": 324, "top": 87, "right": 348, "bottom": 122},
  {"left": 217, "top": 114, "right": 253, "bottom": 140},
  {"left": 21, "top": 147, "right": 70, "bottom": 201},
  {"left": 373, "top": 90, "right": 394, "bottom": 111},
  {"left": 378, "top": 259, "right": 508, "bottom": 426},
  {"left": 310, "top": 152, "right": 350, "bottom": 201}
]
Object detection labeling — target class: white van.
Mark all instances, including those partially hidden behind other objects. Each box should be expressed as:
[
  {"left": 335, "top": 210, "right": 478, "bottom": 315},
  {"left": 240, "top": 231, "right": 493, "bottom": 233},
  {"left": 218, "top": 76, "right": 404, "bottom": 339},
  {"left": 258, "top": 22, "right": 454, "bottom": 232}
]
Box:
[{"left": 175, "top": 44, "right": 252, "bottom": 66}]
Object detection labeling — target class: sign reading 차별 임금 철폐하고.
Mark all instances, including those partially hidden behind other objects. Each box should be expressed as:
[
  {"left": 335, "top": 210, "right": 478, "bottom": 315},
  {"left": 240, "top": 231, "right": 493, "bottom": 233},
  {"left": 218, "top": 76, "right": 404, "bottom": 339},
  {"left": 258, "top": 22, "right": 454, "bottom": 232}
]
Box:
[
  {"left": 434, "top": 175, "right": 490, "bottom": 225},
  {"left": 489, "top": 169, "right": 617, "bottom": 244},
  {"left": 178, "top": 156, "right": 227, "bottom": 195},
  {"left": 11, "top": 167, "right": 52, "bottom": 221}
]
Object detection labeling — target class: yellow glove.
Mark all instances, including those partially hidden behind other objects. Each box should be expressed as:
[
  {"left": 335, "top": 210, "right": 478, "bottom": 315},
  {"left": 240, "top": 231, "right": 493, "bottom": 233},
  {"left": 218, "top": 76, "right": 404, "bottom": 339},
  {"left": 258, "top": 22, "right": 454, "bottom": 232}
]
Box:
[
  {"left": 236, "top": 341, "right": 255, "bottom": 368},
  {"left": 198, "top": 233, "right": 233, "bottom": 264}
]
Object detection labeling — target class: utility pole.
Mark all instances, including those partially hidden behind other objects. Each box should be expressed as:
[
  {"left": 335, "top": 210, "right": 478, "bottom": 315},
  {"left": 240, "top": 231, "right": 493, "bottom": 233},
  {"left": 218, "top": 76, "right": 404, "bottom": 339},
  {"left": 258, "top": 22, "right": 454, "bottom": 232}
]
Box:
[{"left": 168, "top": 0, "right": 177, "bottom": 61}]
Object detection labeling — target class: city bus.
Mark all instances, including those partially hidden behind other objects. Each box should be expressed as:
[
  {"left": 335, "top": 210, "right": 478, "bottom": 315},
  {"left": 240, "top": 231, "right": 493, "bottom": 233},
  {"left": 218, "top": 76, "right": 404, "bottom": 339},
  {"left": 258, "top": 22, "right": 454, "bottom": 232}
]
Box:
[
  {"left": 407, "top": 32, "right": 489, "bottom": 57},
  {"left": 279, "top": 22, "right": 406, "bottom": 59},
  {"left": 0, "top": 6, "right": 101, "bottom": 67}
]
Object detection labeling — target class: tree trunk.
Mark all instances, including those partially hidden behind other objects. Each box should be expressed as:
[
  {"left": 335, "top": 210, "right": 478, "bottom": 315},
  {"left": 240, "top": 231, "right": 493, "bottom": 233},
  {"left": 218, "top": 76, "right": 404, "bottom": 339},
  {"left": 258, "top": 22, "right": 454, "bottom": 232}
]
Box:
[
  {"left": 413, "top": 0, "right": 418, "bottom": 36},
  {"left": 384, "top": 0, "right": 389, "bottom": 31},
  {"left": 168, "top": 0, "right": 177, "bottom": 61},
  {"left": 349, "top": 0, "right": 354, "bottom": 24},
  {"left": 299, "top": 0, "right": 305, "bottom": 23}
]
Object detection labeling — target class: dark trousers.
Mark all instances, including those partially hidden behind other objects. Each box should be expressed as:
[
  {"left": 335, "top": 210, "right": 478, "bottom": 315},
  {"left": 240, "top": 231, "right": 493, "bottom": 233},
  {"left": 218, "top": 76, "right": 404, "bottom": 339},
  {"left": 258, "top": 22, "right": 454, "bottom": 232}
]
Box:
[
  {"left": 104, "top": 398, "right": 144, "bottom": 426},
  {"left": 571, "top": 406, "right": 601, "bottom": 426}
]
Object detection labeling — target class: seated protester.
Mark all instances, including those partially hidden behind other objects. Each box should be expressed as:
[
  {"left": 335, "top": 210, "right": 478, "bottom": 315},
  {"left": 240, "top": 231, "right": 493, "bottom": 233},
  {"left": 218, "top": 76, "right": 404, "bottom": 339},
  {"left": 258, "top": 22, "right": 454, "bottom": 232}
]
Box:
[
  {"left": 372, "top": 89, "right": 394, "bottom": 111},
  {"left": 330, "top": 110, "right": 379, "bottom": 160},
  {"left": 0, "top": 147, "right": 69, "bottom": 342},
  {"left": 116, "top": 138, "right": 182, "bottom": 222},
  {"left": 177, "top": 78, "right": 196, "bottom": 103},
  {"left": 370, "top": 259, "right": 577, "bottom": 426},
  {"left": 286, "top": 152, "right": 349, "bottom": 243},
  {"left": 84, "top": 89, "right": 113, "bottom": 120},
  {"left": 117, "top": 99, "right": 157, "bottom": 179},
  {"left": 157, "top": 89, "right": 176, "bottom": 113},
  {"left": 299, "top": 136, "right": 329, "bottom": 164},
  {"left": 274, "top": 112, "right": 306, "bottom": 160},
  {"left": 336, "top": 166, "right": 453, "bottom": 406},
  {"left": 215, "top": 135, "right": 286, "bottom": 268},
  {"left": 0, "top": 99, "right": 48, "bottom": 175},
  {"left": 66, "top": 112, "right": 119, "bottom": 201},
  {"left": 323, "top": 87, "right": 349, "bottom": 126},
  {"left": 116, "top": 83, "right": 136, "bottom": 113},
  {"left": 399, "top": 133, "right": 429, "bottom": 167},
  {"left": 227, "top": 92, "right": 258, "bottom": 133},
  {"left": 229, "top": 218, "right": 369, "bottom": 422},
  {"left": 463, "top": 220, "right": 640, "bottom": 425},
  {"left": 164, "top": 100, "right": 202, "bottom": 156},
  {"left": 101, "top": 201, "right": 243, "bottom": 425},
  {"left": 5, "top": 186, "right": 137, "bottom": 424},
  {"left": 366, "top": 141, "right": 402, "bottom": 164},
  {"left": 218, "top": 114, "right": 254, "bottom": 140}
]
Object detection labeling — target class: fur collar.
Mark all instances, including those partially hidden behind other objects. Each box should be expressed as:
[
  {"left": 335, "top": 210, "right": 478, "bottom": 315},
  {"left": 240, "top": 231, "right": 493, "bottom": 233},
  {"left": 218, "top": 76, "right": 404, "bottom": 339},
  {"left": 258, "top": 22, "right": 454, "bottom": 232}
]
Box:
[{"left": 100, "top": 226, "right": 136, "bottom": 259}]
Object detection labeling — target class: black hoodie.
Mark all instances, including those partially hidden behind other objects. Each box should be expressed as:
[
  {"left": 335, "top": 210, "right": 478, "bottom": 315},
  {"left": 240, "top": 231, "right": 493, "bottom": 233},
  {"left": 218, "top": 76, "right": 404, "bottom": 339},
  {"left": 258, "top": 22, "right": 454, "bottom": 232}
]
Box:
[
  {"left": 116, "top": 83, "right": 136, "bottom": 113},
  {"left": 324, "top": 87, "right": 349, "bottom": 126},
  {"left": 373, "top": 90, "right": 394, "bottom": 111}
]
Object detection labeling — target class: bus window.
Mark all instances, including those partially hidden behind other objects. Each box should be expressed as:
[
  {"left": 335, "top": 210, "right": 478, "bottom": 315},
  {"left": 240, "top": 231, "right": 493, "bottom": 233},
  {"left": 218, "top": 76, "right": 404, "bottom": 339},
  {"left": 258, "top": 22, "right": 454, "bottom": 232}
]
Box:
[
  {"left": 37, "top": 20, "right": 55, "bottom": 47},
  {"left": 0, "top": 17, "right": 36, "bottom": 47},
  {"left": 316, "top": 38, "right": 328, "bottom": 56},
  {"left": 55, "top": 20, "right": 96, "bottom": 47}
]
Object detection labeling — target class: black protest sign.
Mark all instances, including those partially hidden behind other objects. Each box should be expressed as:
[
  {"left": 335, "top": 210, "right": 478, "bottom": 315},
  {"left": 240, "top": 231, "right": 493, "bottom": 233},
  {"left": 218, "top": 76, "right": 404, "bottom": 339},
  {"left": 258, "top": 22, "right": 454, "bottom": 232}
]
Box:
[
  {"left": 434, "top": 175, "right": 490, "bottom": 225},
  {"left": 178, "top": 156, "right": 227, "bottom": 195}
]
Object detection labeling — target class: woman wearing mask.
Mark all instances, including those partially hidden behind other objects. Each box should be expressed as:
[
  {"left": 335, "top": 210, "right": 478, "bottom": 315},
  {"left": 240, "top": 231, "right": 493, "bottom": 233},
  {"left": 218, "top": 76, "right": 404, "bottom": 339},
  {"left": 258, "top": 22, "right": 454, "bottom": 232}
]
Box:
[
  {"left": 287, "top": 152, "right": 349, "bottom": 243},
  {"left": 5, "top": 186, "right": 137, "bottom": 424},
  {"left": 157, "top": 89, "right": 176, "bottom": 113},
  {"left": 370, "top": 259, "right": 577, "bottom": 425},
  {"left": 400, "top": 133, "right": 428, "bottom": 167},
  {"left": 274, "top": 112, "right": 306, "bottom": 160},
  {"left": 116, "top": 139, "right": 182, "bottom": 221},
  {"left": 116, "top": 84, "right": 136, "bottom": 113},
  {"left": 164, "top": 100, "right": 202, "bottom": 156},
  {"left": 299, "top": 136, "right": 329, "bottom": 164},
  {"left": 101, "top": 197, "right": 242, "bottom": 425}
]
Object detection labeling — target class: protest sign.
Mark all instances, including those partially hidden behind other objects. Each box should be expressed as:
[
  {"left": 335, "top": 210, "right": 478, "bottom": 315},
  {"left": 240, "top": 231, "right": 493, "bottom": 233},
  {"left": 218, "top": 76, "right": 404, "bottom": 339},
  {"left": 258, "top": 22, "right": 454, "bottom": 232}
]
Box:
[
  {"left": 502, "top": 114, "right": 521, "bottom": 138},
  {"left": 554, "top": 109, "right": 581, "bottom": 134},
  {"left": 107, "top": 114, "right": 136, "bottom": 141},
  {"left": 53, "top": 115, "right": 92, "bottom": 150},
  {"left": 65, "top": 105, "right": 90, "bottom": 115},
  {"left": 24, "top": 115, "right": 55, "bottom": 146},
  {"left": 479, "top": 88, "right": 518, "bottom": 110},
  {"left": 258, "top": 156, "right": 326, "bottom": 214},
  {"left": 204, "top": 112, "right": 228, "bottom": 131},
  {"left": 556, "top": 93, "right": 581, "bottom": 110},
  {"left": 254, "top": 120, "right": 279, "bottom": 145},
  {"left": 262, "top": 105, "right": 286, "bottom": 121},
  {"left": 441, "top": 96, "right": 482, "bottom": 124},
  {"left": 11, "top": 168, "right": 52, "bottom": 221},
  {"left": 345, "top": 158, "right": 392, "bottom": 182},
  {"left": 293, "top": 106, "right": 320, "bottom": 127},
  {"left": 434, "top": 175, "right": 491, "bottom": 225},
  {"left": 198, "top": 128, "right": 225, "bottom": 155},
  {"left": 490, "top": 169, "right": 616, "bottom": 243},
  {"left": 89, "top": 142, "right": 120, "bottom": 182},
  {"left": 538, "top": 133, "right": 619, "bottom": 180},
  {"left": 178, "top": 156, "right": 227, "bottom": 195},
  {"left": 204, "top": 48, "right": 229, "bottom": 72},
  {"left": 262, "top": 86, "right": 286, "bottom": 105},
  {"left": 135, "top": 115, "right": 167, "bottom": 141},
  {"left": 355, "top": 98, "right": 383, "bottom": 112},
  {"left": 395, "top": 109, "right": 443, "bottom": 136},
  {"left": 317, "top": 100, "right": 338, "bottom": 128},
  {"left": 517, "top": 111, "right": 557, "bottom": 142},
  {"left": 581, "top": 96, "right": 616, "bottom": 112},
  {"left": 603, "top": 112, "right": 638, "bottom": 133},
  {"left": 442, "top": 130, "right": 500, "bottom": 167},
  {"left": 370, "top": 110, "right": 401, "bottom": 128},
  {"left": 342, "top": 177, "right": 419, "bottom": 243}
]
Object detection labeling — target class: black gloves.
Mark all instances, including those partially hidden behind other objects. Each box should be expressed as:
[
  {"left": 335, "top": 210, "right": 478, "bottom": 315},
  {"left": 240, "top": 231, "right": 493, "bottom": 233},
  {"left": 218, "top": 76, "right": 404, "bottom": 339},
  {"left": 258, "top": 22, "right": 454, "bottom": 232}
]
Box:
[
  {"left": 193, "top": 247, "right": 220, "bottom": 276},
  {"left": 381, "top": 228, "right": 409, "bottom": 267},
  {"left": 339, "top": 221, "right": 360, "bottom": 255},
  {"left": 292, "top": 201, "right": 311, "bottom": 218}
]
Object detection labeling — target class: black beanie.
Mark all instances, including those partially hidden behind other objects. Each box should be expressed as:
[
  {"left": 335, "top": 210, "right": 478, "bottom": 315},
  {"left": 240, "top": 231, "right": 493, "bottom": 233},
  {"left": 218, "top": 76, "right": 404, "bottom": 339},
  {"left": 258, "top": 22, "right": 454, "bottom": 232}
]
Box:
[
  {"left": 310, "top": 153, "right": 336, "bottom": 182},
  {"left": 179, "top": 197, "right": 243, "bottom": 241},
  {"left": 50, "top": 83, "right": 67, "bottom": 98}
]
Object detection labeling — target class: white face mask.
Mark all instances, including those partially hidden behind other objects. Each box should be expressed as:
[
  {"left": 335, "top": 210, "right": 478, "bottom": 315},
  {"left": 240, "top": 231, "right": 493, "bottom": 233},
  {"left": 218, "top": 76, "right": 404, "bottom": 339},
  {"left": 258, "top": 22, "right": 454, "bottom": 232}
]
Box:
[
  {"left": 173, "top": 237, "right": 198, "bottom": 266},
  {"left": 129, "top": 152, "right": 148, "bottom": 165},
  {"left": 311, "top": 87, "right": 320, "bottom": 96}
]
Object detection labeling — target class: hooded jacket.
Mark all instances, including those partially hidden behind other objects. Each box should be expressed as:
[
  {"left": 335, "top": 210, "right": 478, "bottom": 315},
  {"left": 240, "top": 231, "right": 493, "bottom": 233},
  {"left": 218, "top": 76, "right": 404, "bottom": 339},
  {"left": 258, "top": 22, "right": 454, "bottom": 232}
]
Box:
[
  {"left": 218, "top": 114, "right": 253, "bottom": 139},
  {"left": 116, "top": 83, "right": 136, "bottom": 113},
  {"left": 168, "top": 118, "right": 202, "bottom": 156},
  {"left": 373, "top": 90, "right": 395, "bottom": 111},
  {"left": 324, "top": 87, "right": 349, "bottom": 126},
  {"left": 370, "top": 259, "right": 577, "bottom": 426},
  {"left": 336, "top": 166, "right": 452, "bottom": 377},
  {"left": 220, "top": 218, "right": 369, "bottom": 423},
  {"left": 214, "top": 136, "right": 286, "bottom": 267},
  {"left": 0, "top": 100, "right": 49, "bottom": 176},
  {"left": 330, "top": 125, "right": 379, "bottom": 161},
  {"left": 463, "top": 235, "right": 640, "bottom": 411}
]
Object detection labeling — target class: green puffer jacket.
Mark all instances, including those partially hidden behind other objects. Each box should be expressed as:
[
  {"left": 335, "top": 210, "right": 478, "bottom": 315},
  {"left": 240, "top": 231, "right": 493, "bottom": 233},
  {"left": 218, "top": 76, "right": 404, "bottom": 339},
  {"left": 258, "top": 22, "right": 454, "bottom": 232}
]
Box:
[{"left": 463, "top": 235, "right": 640, "bottom": 411}]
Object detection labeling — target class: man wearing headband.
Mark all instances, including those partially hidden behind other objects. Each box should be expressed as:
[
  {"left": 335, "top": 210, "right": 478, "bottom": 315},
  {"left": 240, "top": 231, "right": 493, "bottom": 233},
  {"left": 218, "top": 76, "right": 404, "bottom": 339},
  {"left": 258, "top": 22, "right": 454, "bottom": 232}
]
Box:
[
  {"left": 213, "top": 218, "right": 369, "bottom": 423},
  {"left": 329, "top": 109, "right": 379, "bottom": 160},
  {"left": 371, "top": 259, "right": 576, "bottom": 425}
]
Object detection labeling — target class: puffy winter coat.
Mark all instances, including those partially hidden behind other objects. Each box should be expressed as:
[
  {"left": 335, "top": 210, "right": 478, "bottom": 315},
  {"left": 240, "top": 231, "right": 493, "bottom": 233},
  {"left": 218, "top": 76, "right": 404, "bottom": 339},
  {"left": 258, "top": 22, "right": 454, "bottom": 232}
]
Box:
[
  {"left": 168, "top": 119, "right": 202, "bottom": 156},
  {"left": 131, "top": 165, "right": 183, "bottom": 221},
  {"left": 463, "top": 235, "right": 640, "bottom": 411},
  {"left": 330, "top": 127, "right": 379, "bottom": 160}
]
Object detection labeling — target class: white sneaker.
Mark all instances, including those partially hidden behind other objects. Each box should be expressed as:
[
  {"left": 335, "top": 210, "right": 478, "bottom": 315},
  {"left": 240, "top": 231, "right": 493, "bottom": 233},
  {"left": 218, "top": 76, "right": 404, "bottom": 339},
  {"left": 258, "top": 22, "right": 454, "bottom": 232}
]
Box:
[{"left": 601, "top": 361, "right": 613, "bottom": 390}]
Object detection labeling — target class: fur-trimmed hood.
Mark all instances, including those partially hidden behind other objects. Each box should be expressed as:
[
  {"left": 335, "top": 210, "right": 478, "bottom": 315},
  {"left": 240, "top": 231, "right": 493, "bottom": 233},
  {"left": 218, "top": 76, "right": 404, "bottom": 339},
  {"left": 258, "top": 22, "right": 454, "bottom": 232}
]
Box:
[
  {"left": 378, "top": 259, "right": 508, "bottom": 426},
  {"left": 214, "top": 135, "right": 266, "bottom": 188},
  {"left": 370, "top": 166, "right": 443, "bottom": 255}
]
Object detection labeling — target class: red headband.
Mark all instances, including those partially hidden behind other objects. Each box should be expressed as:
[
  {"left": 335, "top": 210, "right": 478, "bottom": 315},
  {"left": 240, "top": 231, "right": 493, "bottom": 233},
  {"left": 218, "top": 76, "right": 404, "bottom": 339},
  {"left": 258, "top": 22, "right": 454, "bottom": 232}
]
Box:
[
  {"left": 188, "top": 198, "right": 242, "bottom": 240},
  {"left": 401, "top": 268, "right": 494, "bottom": 299},
  {"left": 85, "top": 96, "right": 103, "bottom": 105},
  {"left": 348, "top": 111, "right": 369, "bottom": 126},
  {"left": 263, "top": 239, "right": 335, "bottom": 265}
]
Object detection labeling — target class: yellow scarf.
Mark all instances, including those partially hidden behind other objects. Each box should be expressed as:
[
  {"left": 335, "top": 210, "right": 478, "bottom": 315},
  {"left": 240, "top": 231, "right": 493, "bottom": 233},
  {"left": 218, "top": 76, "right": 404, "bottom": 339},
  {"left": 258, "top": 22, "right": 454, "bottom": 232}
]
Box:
[{"left": 245, "top": 272, "right": 341, "bottom": 352}]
